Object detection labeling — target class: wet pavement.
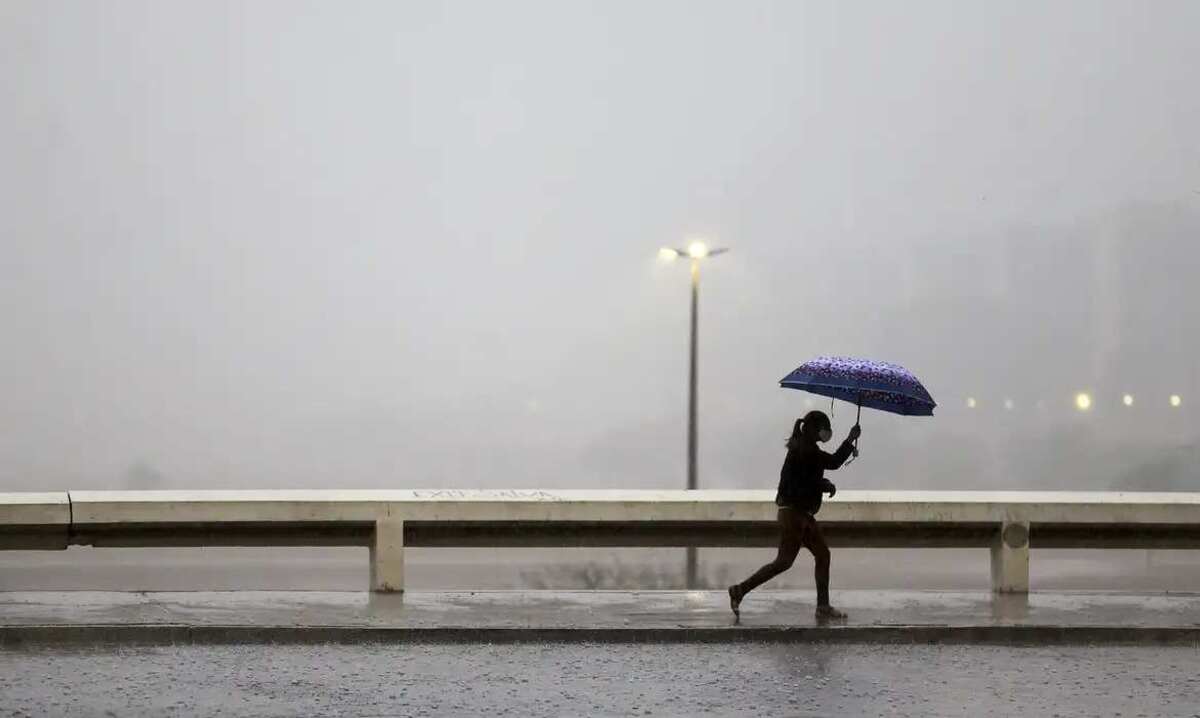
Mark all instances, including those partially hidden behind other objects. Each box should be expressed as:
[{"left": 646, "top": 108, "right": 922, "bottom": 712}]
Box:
[
  {"left": 3, "top": 642, "right": 1200, "bottom": 717},
  {"left": 5, "top": 590, "right": 1200, "bottom": 715},
  {"left": 3, "top": 590, "right": 1200, "bottom": 644}
]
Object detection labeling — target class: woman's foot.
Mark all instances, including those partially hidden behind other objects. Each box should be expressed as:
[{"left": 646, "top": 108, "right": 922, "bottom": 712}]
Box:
[
  {"left": 815, "top": 605, "right": 847, "bottom": 621},
  {"left": 727, "top": 585, "right": 743, "bottom": 621}
]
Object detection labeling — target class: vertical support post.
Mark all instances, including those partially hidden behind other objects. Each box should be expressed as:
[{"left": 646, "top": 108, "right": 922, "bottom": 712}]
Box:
[
  {"left": 686, "top": 259, "right": 700, "bottom": 590},
  {"left": 687, "top": 259, "right": 699, "bottom": 493},
  {"left": 990, "top": 520, "right": 1030, "bottom": 593},
  {"left": 370, "top": 518, "right": 405, "bottom": 593}
]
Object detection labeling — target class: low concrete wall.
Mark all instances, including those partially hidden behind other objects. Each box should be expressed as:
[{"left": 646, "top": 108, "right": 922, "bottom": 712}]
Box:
[
  {"left": 6, "top": 490, "right": 1200, "bottom": 594},
  {"left": 65, "top": 489, "right": 1200, "bottom": 525},
  {"left": 0, "top": 492, "right": 70, "bottom": 550}
]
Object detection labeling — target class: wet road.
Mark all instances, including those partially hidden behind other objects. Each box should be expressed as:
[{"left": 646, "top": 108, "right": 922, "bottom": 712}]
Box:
[{"left": 3, "top": 643, "right": 1199, "bottom": 717}]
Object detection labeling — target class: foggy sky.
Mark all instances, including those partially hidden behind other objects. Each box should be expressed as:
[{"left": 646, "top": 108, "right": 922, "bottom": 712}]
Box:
[{"left": 2, "top": 0, "right": 1198, "bottom": 493}]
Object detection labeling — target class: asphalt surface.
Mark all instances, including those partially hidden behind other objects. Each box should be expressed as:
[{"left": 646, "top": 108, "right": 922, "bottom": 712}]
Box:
[{"left": 3, "top": 642, "right": 1200, "bottom": 717}]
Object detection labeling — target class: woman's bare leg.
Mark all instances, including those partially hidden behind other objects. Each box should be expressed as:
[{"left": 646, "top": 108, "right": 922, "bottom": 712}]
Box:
[
  {"left": 728, "top": 509, "right": 804, "bottom": 617},
  {"left": 804, "top": 520, "right": 846, "bottom": 619}
]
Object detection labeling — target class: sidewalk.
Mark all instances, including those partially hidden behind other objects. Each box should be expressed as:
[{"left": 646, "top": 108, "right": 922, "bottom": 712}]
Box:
[{"left": 3, "top": 590, "right": 1199, "bottom": 645}]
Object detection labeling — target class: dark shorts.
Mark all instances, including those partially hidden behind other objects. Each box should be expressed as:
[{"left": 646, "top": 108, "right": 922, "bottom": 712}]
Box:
[
  {"left": 776, "top": 503, "right": 819, "bottom": 519},
  {"left": 776, "top": 505, "right": 818, "bottom": 541}
]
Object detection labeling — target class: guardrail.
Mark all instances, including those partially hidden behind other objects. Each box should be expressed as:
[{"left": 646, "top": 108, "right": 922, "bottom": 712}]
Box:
[{"left": 4, "top": 490, "right": 1200, "bottom": 593}]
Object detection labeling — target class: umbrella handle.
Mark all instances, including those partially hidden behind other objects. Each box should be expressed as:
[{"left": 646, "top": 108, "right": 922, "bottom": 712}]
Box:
[{"left": 852, "top": 397, "right": 862, "bottom": 457}]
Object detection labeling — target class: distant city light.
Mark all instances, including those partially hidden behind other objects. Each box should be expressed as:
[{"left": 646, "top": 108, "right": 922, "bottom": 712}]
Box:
[
  {"left": 1123, "top": 394, "right": 1134, "bottom": 407},
  {"left": 687, "top": 241, "right": 709, "bottom": 259},
  {"left": 1003, "top": 398, "right": 1014, "bottom": 411},
  {"left": 658, "top": 247, "right": 680, "bottom": 262},
  {"left": 966, "top": 397, "right": 977, "bottom": 409},
  {"left": 1170, "top": 394, "right": 1183, "bottom": 408},
  {"left": 1075, "top": 393, "right": 1092, "bottom": 411}
]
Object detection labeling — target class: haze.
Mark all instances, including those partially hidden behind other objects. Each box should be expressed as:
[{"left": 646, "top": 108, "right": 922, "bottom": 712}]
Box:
[{"left": 2, "top": 0, "right": 1198, "bottom": 495}]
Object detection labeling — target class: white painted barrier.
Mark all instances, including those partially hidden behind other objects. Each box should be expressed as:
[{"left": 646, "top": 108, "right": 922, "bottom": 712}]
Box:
[{"left": 4, "top": 490, "right": 1200, "bottom": 593}]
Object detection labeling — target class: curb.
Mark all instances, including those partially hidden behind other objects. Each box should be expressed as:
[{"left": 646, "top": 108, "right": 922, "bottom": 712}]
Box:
[{"left": 3, "top": 624, "right": 1200, "bottom": 647}]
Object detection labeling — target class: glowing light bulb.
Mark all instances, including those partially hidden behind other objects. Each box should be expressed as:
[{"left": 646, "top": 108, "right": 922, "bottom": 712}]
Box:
[
  {"left": 658, "top": 247, "right": 679, "bottom": 262},
  {"left": 1170, "top": 394, "right": 1183, "bottom": 408},
  {"left": 1075, "top": 393, "right": 1092, "bottom": 411},
  {"left": 1122, "top": 394, "right": 1134, "bottom": 407},
  {"left": 686, "top": 241, "right": 709, "bottom": 259},
  {"left": 966, "top": 397, "right": 977, "bottom": 409},
  {"left": 1003, "top": 398, "right": 1014, "bottom": 411}
]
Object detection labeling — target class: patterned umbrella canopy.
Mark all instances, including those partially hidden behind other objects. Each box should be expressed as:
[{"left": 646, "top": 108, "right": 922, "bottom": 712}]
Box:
[{"left": 780, "top": 356, "right": 936, "bottom": 417}]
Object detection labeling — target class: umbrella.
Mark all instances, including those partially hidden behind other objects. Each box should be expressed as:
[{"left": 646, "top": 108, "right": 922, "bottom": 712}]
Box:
[{"left": 780, "top": 356, "right": 936, "bottom": 456}]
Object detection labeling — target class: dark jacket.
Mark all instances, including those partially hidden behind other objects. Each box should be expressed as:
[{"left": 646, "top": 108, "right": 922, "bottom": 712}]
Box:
[{"left": 775, "top": 440, "right": 855, "bottom": 514}]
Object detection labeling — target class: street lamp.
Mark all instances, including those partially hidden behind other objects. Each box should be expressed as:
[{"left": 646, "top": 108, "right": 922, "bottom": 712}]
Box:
[{"left": 659, "top": 240, "right": 729, "bottom": 589}]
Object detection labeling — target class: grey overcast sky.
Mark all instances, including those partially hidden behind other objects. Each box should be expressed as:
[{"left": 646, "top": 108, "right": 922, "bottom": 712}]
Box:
[{"left": 2, "top": 0, "right": 1198, "bottom": 492}]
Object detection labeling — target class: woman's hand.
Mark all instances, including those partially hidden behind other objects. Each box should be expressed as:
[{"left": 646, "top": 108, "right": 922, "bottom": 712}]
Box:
[
  {"left": 823, "top": 480, "right": 837, "bottom": 498},
  {"left": 848, "top": 424, "right": 862, "bottom": 441}
]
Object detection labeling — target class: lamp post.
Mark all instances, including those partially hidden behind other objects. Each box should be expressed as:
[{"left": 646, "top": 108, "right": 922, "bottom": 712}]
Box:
[{"left": 659, "top": 240, "right": 728, "bottom": 589}]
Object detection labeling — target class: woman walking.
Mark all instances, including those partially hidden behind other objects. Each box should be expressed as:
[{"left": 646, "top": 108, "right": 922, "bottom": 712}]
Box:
[{"left": 728, "top": 410, "right": 860, "bottom": 621}]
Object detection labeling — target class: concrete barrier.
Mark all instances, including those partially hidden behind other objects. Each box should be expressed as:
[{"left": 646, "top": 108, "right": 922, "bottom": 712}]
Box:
[
  {"left": 0, "top": 492, "right": 70, "bottom": 550},
  {"left": 5, "top": 490, "right": 1200, "bottom": 593}
]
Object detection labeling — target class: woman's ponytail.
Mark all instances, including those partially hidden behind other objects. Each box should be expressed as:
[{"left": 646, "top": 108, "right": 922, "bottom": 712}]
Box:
[{"left": 785, "top": 417, "right": 805, "bottom": 450}]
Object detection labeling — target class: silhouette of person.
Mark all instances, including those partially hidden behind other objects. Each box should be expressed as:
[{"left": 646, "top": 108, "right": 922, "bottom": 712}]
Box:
[{"left": 728, "top": 410, "right": 860, "bottom": 621}]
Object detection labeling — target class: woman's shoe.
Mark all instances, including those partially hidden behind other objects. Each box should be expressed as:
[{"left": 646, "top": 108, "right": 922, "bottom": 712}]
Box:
[
  {"left": 727, "top": 585, "right": 743, "bottom": 621},
  {"left": 815, "top": 605, "right": 847, "bottom": 621}
]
